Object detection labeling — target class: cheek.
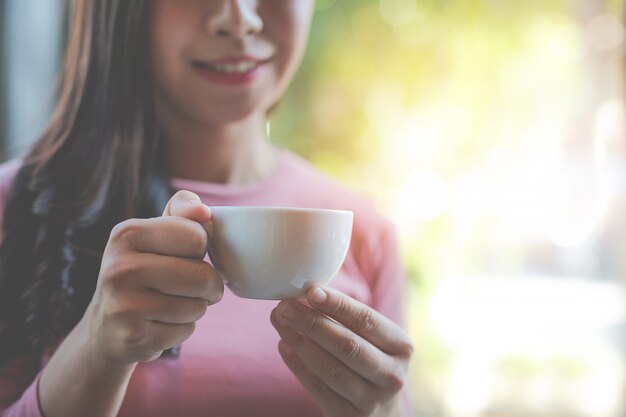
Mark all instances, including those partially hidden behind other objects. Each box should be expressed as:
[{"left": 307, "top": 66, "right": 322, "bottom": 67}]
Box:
[
  {"left": 149, "top": 1, "right": 197, "bottom": 90},
  {"left": 267, "top": 11, "right": 312, "bottom": 78},
  {"left": 262, "top": 0, "right": 313, "bottom": 55}
]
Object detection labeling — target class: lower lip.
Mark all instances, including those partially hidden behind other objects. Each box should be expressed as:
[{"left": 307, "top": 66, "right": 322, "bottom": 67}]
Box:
[{"left": 192, "top": 63, "right": 265, "bottom": 86}]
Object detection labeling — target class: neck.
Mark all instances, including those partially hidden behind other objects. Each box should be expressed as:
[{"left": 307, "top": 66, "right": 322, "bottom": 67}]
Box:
[{"left": 161, "top": 110, "right": 278, "bottom": 186}]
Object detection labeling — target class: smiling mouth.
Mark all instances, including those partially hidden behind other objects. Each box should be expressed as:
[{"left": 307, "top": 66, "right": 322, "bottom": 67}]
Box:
[{"left": 192, "top": 59, "right": 265, "bottom": 74}]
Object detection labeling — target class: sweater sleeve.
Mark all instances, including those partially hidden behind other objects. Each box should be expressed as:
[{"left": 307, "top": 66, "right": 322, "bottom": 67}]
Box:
[
  {"left": 370, "top": 219, "right": 407, "bottom": 329},
  {"left": 0, "top": 358, "right": 44, "bottom": 417},
  {"left": 0, "top": 159, "right": 45, "bottom": 417}
]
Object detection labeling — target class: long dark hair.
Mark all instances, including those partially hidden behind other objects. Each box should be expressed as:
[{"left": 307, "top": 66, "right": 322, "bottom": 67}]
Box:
[{"left": 0, "top": 0, "right": 172, "bottom": 364}]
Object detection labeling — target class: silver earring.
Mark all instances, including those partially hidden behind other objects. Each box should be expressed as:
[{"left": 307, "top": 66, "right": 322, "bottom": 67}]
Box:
[{"left": 266, "top": 119, "right": 272, "bottom": 139}]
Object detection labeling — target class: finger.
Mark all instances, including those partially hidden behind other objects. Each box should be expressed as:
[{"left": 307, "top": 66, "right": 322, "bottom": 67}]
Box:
[
  {"left": 277, "top": 340, "right": 360, "bottom": 417},
  {"left": 162, "top": 190, "right": 212, "bottom": 239},
  {"left": 271, "top": 312, "right": 378, "bottom": 414},
  {"left": 307, "top": 287, "right": 414, "bottom": 358},
  {"left": 148, "top": 321, "right": 196, "bottom": 359},
  {"left": 275, "top": 300, "right": 403, "bottom": 389},
  {"left": 162, "top": 190, "right": 211, "bottom": 223},
  {"left": 133, "top": 291, "right": 209, "bottom": 324},
  {"left": 110, "top": 216, "right": 209, "bottom": 259},
  {"left": 106, "top": 253, "right": 224, "bottom": 304}
]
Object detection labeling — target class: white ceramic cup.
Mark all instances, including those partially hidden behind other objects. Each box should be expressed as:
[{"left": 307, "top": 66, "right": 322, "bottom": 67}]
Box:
[{"left": 207, "top": 206, "right": 354, "bottom": 300}]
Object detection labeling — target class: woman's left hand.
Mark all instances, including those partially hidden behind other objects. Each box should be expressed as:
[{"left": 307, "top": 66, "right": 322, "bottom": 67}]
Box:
[{"left": 270, "top": 286, "right": 413, "bottom": 417}]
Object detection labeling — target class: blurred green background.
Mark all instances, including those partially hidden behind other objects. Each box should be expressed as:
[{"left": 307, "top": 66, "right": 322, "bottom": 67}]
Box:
[{"left": 2, "top": 1, "right": 625, "bottom": 416}]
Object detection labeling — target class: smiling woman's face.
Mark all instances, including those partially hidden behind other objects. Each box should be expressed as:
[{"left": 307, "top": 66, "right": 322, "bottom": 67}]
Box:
[{"left": 150, "top": 0, "right": 315, "bottom": 126}]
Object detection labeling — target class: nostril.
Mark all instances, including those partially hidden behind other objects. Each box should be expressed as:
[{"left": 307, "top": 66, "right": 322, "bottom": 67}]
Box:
[{"left": 217, "top": 29, "right": 230, "bottom": 37}]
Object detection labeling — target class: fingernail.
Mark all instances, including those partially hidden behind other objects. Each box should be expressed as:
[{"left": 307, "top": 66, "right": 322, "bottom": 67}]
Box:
[
  {"left": 279, "top": 302, "right": 296, "bottom": 319},
  {"left": 178, "top": 191, "right": 202, "bottom": 206},
  {"left": 310, "top": 288, "right": 327, "bottom": 304}
]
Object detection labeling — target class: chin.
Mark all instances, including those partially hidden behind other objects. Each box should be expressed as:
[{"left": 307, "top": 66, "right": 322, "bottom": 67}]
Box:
[{"left": 197, "top": 98, "right": 269, "bottom": 124}]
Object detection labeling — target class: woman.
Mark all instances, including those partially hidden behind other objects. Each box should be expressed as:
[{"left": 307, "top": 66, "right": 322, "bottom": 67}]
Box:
[{"left": 0, "top": 1, "right": 413, "bottom": 416}]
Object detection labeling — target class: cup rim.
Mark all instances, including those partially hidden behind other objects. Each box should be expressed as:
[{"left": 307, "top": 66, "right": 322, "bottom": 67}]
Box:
[{"left": 208, "top": 206, "right": 353, "bottom": 216}]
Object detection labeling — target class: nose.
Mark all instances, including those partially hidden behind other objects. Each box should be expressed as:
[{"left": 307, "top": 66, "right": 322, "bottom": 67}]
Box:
[{"left": 206, "top": 0, "right": 263, "bottom": 39}]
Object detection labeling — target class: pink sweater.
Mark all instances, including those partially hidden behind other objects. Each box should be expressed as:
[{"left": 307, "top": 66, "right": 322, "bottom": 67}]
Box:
[{"left": 0, "top": 150, "right": 407, "bottom": 417}]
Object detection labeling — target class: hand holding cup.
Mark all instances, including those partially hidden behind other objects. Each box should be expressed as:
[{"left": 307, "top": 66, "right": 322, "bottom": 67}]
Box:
[{"left": 82, "top": 191, "right": 224, "bottom": 364}]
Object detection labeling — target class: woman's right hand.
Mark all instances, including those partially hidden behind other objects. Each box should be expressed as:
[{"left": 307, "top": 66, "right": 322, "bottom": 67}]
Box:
[{"left": 81, "top": 190, "right": 224, "bottom": 364}]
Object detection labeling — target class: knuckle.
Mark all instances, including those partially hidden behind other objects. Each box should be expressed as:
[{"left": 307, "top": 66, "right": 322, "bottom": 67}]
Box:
[
  {"left": 323, "top": 362, "right": 342, "bottom": 382},
  {"left": 305, "top": 314, "right": 324, "bottom": 337},
  {"left": 194, "top": 261, "right": 210, "bottom": 283},
  {"left": 333, "top": 296, "right": 352, "bottom": 317},
  {"left": 351, "top": 383, "right": 376, "bottom": 405},
  {"left": 103, "top": 257, "right": 141, "bottom": 288},
  {"left": 355, "top": 309, "right": 377, "bottom": 334},
  {"left": 205, "top": 268, "right": 224, "bottom": 305},
  {"left": 283, "top": 345, "right": 307, "bottom": 372},
  {"left": 120, "top": 320, "right": 149, "bottom": 351},
  {"left": 397, "top": 339, "right": 414, "bottom": 358},
  {"left": 108, "top": 296, "right": 139, "bottom": 320},
  {"left": 189, "top": 225, "right": 208, "bottom": 257},
  {"left": 110, "top": 219, "right": 144, "bottom": 246},
  {"left": 290, "top": 358, "right": 307, "bottom": 372},
  {"left": 143, "top": 323, "right": 195, "bottom": 362},
  {"left": 339, "top": 336, "right": 362, "bottom": 361},
  {"left": 210, "top": 279, "right": 225, "bottom": 305},
  {"left": 164, "top": 323, "right": 196, "bottom": 348},
  {"left": 290, "top": 332, "right": 307, "bottom": 347},
  {"left": 178, "top": 322, "right": 196, "bottom": 341},
  {"left": 383, "top": 366, "right": 405, "bottom": 392},
  {"left": 310, "top": 376, "right": 326, "bottom": 396},
  {"left": 190, "top": 298, "right": 209, "bottom": 318}
]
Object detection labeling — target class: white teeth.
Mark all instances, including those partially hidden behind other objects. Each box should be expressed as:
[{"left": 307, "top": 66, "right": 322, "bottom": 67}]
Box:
[{"left": 210, "top": 61, "right": 257, "bottom": 74}]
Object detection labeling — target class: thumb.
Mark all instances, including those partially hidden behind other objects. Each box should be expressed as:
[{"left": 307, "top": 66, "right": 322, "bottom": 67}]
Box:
[{"left": 162, "top": 190, "right": 212, "bottom": 226}]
